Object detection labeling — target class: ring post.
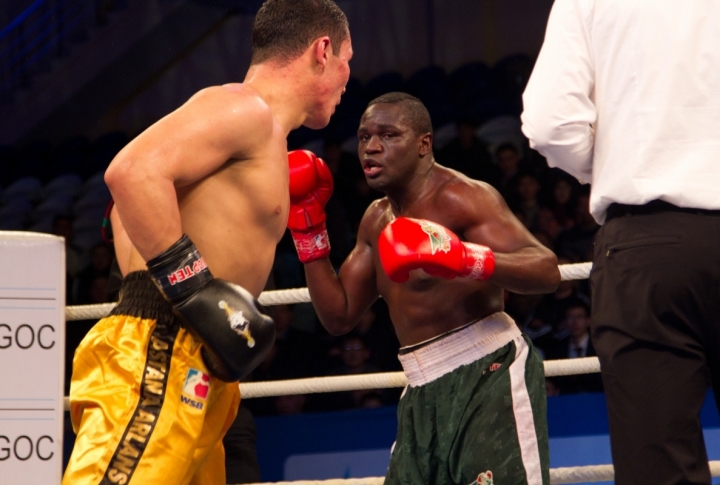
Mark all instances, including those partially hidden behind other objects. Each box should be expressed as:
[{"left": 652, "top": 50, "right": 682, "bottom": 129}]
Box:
[{"left": 0, "top": 232, "right": 66, "bottom": 483}]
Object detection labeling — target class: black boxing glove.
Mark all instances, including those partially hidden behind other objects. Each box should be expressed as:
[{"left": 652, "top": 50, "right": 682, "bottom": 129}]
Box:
[{"left": 147, "top": 234, "right": 275, "bottom": 382}]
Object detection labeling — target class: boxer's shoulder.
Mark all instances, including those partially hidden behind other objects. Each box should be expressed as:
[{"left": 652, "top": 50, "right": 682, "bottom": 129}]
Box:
[
  {"left": 358, "top": 198, "right": 393, "bottom": 241},
  {"left": 189, "top": 85, "right": 273, "bottom": 124}
]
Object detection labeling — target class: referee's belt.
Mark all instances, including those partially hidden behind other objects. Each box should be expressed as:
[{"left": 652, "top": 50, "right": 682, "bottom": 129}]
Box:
[{"left": 606, "top": 199, "right": 720, "bottom": 221}]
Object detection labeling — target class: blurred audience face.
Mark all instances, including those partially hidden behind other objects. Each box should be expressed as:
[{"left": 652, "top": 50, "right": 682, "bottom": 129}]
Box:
[
  {"left": 497, "top": 147, "right": 520, "bottom": 177},
  {"left": 456, "top": 122, "right": 477, "bottom": 148},
  {"left": 341, "top": 336, "right": 370, "bottom": 372},
  {"left": 575, "top": 194, "right": 596, "bottom": 227},
  {"left": 359, "top": 392, "right": 384, "bottom": 408},
  {"left": 545, "top": 378, "right": 560, "bottom": 397},
  {"left": 90, "top": 243, "right": 113, "bottom": 271},
  {"left": 516, "top": 174, "right": 540, "bottom": 203},
  {"left": 553, "top": 178, "right": 573, "bottom": 206},
  {"left": 274, "top": 394, "right": 306, "bottom": 415},
  {"left": 537, "top": 208, "right": 561, "bottom": 240},
  {"left": 566, "top": 305, "right": 591, "bottom": 340},
  {"left": 527, "top": 316, "right": 548, "bottom": 330}
]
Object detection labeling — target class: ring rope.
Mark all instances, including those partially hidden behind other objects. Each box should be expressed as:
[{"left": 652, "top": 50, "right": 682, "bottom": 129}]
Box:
[
  {"left": 59, "top": 261, "right": 699, "bottom": 485},
  {"left": 237, "top": 461, "right": 720, "bottom": 485},
  {"left": 61, "top": 357, "right": 599, "bottom": 410},
  {"left": 64, "top": 263, "right": 592, "bottom": 321},
  {"left": 238, "top": 357, "right": 600, "bottom": 399}
]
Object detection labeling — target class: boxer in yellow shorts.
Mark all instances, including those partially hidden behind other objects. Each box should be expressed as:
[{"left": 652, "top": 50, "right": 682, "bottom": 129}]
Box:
[
  {"left": 62, "top": 0, "right": 352, "bottom": 482},
  {"left": 66, "top": 272, "right": 239, "bottom": 484}
]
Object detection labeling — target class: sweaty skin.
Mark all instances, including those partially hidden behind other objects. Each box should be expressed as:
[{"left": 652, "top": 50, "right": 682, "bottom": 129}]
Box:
[
  {"left": 304, "top": 102, "right": 559, "bottom": 346},
  {"left": 106, "top": 37, "right": 353, "bottom": 297}
]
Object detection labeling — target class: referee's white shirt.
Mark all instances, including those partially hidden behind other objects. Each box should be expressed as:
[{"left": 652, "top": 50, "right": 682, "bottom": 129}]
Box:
[{"left": 521, "top": 0, "right": 720, "bottom": 224}]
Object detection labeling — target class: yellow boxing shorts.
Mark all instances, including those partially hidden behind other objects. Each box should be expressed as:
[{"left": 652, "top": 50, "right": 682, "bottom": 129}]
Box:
[{"left": 63, "top": 271, "right": 240, "bottom": 485}]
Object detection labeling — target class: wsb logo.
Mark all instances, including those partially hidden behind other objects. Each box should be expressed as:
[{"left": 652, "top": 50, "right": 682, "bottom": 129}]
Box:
[
  {"left": 0, "top": 324, "right": 55, "bottom": 349},
  {"left": 0, "top": 435, "right": 54, "bottom": 461}
]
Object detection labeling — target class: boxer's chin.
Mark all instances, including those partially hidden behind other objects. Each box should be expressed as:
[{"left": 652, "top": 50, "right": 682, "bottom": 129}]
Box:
[{"left": 304, "top": 109, "right": 332, "bottom": 130}]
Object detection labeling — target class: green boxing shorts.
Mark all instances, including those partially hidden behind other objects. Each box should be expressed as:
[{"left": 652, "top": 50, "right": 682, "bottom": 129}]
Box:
[{"left": 386, "top": 312, "right": 549, "bottom": 485}]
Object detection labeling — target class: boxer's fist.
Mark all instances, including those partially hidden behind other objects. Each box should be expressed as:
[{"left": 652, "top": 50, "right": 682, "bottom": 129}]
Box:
[
  {"left": 288, "top": 150, "right": 333, "bottom": 230},
  {"left": 287, "top": 150, "right": 334, "bottom": 263},
  {"left": 378, "top": 217, "right": 495, "bottom": 283},
  {"left": 147, "top": 235, "right": 275, "bottom": 381}
]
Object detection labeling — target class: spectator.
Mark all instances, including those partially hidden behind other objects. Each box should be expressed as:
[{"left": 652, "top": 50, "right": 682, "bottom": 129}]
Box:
[
  {"left": 437, "top": 119, "right": 500, "bottom": 187},
  {"left": 495, "top": 142, "right": 522, "bottom": 198},
  {"left": 545, "top": 378, "right": 561, "bottom": 397},
  {"left": 546, "top": 175, "right": 578, "bottom": 229},
  {"left": 330, "top": 334, "right": 381, "bottom": 376},
  {"left": 544, "top": 300, "right": 603, "bottom": 394},
  {"left": 352, "top": 301, "right": 401, "bottom": 372},
  {"left": 274, "top": 394, "right": 307, "bottom": 415},
  {"left": 324, "top": 334, "right": 383, "bottom": 410},
  {"left": 555, "top": 188, "right": 600, "bottom": 262},
  {"left": 521, "top": 315, "right": 553, "bottom": 358},
  {"left": 252, "top": 304, "right": 320, "bottom": 381},
  {"left": 530, "top": 257, "right": 591, "bottom": 354},
  {"left": 509, "top": 172, "right": 543, "bottom": 232},
  {"left": 536, "top": 207, "right": 562, "bottom": 242},
  {"left": 359, "top": 392, "right": 384, "bottom": 409},
  {"left": 72, "top": 242, "right": 114, "bottom": 304}
]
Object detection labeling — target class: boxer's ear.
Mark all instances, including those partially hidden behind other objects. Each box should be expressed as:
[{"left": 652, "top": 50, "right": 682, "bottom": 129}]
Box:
[
  {"left": 312, "top": 37, "right": 332, "bottom": 69},
  {"left": 419, "top": 133, "right": 433, "bottom": 157}
]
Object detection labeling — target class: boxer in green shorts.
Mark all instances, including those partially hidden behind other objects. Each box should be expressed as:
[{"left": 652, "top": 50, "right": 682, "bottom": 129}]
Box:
[{"left": 287, "top": 93, "right": 559, "bottom": 484}]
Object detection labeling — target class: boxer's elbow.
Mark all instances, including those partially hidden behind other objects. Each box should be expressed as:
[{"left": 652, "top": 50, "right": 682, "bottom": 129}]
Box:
[
  {"left": 518, "top": 249, "right": 560, "bottom": 295},
  {"left": 105, "top": 154, "right": 140, "bottom": 197},
  {"left": 537, "top": 251, "right": 561, "bottom": 293}
]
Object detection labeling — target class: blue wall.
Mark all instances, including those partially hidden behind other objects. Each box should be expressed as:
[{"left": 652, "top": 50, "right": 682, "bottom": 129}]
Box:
[{"left": 255, "top": 391, "right": 720, "bottom": 482}]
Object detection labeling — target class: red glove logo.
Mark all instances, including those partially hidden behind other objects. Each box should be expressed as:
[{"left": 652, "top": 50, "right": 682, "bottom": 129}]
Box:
[{"left": 419, "top": 221, "right": 452, "bottom": 255}]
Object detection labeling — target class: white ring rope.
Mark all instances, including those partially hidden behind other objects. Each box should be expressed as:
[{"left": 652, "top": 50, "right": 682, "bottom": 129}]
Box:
[
  {"left": 59, "top": 261, "right": 713, "bottom": 485},
  {"left": 558, "top": 262, "right": 592, "bottom": 281},
  {"left": 236, "top": 461, "right": 720, "bottom": 485},
  {"left": 61, "top": 357, "right": 600, "bottom": 411},
  {"left": 64, "top": 263, "right": 592, "bottom": 321},
  {"left": 238, "top": 357, "right": 600, "bottom": 399}
]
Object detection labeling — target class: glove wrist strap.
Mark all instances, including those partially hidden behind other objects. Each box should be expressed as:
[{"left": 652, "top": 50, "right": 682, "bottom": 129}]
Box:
[
  {"left": 147, "top": 234, "right": 213, "bottom": 302},
  {"left": 291, "top": 224, "right": 331, "bottom": 264},
  {"left": 461, "top": 243, "right": 495, "bottom": 281}
]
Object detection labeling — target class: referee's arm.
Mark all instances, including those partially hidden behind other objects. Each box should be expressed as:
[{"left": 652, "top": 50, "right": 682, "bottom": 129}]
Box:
[{"left": 521, "top": 0, "right": 596, "bottom": 185}]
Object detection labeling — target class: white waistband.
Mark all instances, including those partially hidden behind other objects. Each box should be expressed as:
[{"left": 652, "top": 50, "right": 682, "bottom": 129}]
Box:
[{"left": 398, "top": 312, "right": 521, "bottom": 387}]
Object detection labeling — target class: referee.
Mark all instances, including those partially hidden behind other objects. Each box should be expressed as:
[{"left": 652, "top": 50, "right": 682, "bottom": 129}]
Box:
[{"left": 521, "top": 1, "right": 720, "bottom": 484}]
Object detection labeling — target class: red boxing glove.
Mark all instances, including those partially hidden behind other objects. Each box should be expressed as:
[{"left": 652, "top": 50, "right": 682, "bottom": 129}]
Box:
[
  {"left": 287, "top": 150, "right": 334, "bottom": 263},
  {"left": 378, "top": 217, "right": 495, "bottom": 283}
]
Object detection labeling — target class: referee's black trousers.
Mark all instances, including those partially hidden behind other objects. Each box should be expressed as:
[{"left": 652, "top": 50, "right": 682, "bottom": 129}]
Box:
[{"left": 591, "top": 201, "right": 720, "bottom": 485}]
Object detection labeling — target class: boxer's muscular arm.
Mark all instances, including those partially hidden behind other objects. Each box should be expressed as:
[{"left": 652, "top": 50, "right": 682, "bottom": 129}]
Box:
[
  {"left": 304, "top": 206, "right": 380, "bottom": 335},
  {"left": 105, "top": 86, "right": 272, "bottom": 261},
  {"left": 448, "top": 180, "right": 560, "bottom": 294}
]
